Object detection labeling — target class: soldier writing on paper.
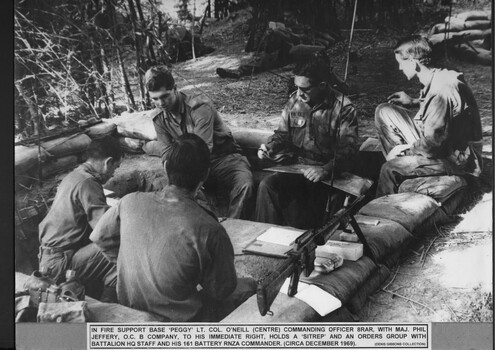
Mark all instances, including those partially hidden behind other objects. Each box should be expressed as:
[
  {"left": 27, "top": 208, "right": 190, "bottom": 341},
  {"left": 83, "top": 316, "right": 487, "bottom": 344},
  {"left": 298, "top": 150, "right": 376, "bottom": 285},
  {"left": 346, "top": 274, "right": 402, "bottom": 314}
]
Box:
[
  {"left": 255, "top": 52, "right": 359, "bottom": 229},
  {"left": 90, "top": 134, "right": 256, "bottom": 322},
  {"left": 38, "top": 136, "right": 122, "bottom": 302},
  {"left": 374, "top": 35, "right": 483, "bottom": 197}
]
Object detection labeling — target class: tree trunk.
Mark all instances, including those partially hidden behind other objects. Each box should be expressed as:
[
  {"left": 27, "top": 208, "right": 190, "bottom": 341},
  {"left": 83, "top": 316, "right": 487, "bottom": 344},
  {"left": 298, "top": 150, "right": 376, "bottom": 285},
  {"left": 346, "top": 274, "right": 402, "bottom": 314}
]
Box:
[
  {"left": 135, "top": 0, "right": 145, "bottom": 22},
  {"left": 101, "top": 45, "right": 114, "bottom": 117},
  {"left": 199, "top": 3, "right": 210, "bottom": 34},
  {"left": 117, "top": 47, "right": 136, "bottom": 110},
  {"left": 127, "top": 0, "right": 146, "bottom": 109},
  {"left": 15, "top": 82, "right": 39, "bottom": 136},
  {"left": 191, "top": 0, "right": 196, "bottom": 60}
]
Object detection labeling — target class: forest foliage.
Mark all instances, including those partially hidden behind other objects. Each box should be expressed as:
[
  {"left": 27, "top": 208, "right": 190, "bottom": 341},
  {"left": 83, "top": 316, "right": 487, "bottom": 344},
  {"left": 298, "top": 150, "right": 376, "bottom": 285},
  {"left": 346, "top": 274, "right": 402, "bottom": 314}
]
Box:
[
  {"left": 15, "top": 0, "right": 172, "bottom": 140},
  {"left": 15, "top": 0, "right": 454, "bottom": 141}
]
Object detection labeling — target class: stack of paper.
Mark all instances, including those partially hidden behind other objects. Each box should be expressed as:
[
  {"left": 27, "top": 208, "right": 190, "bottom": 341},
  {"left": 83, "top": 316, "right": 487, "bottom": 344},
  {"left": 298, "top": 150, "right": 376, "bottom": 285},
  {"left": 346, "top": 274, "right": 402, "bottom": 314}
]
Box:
[
  {"left": 256, "top": 227, "right": 304, "bottom": 246},
  {"left": 317, "top": 240, "right": 363, "bottom": 261},
  {"left": 243, "top": 227, "right": 304, "bottom": 258}
]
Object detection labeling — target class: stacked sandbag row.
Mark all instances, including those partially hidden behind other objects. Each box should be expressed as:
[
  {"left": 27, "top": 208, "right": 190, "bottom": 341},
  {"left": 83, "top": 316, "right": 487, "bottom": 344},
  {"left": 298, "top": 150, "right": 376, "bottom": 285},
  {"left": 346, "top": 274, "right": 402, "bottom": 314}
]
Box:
[
  {"left": 111, "top": 111, "right": 273, "bottom": 161},
  {"left": 14, "top": 120, "right": 116, "bottom": 188},
  {"left": 429, "top": 10, "right": 492, "bottom": 65}
]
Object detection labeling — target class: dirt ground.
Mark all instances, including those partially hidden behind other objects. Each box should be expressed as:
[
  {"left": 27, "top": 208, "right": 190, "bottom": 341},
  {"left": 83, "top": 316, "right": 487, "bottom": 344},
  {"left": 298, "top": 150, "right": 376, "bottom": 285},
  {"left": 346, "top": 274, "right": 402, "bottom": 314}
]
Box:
[{"left": 15, "top": 5, "right": 492, "bottom": 323}]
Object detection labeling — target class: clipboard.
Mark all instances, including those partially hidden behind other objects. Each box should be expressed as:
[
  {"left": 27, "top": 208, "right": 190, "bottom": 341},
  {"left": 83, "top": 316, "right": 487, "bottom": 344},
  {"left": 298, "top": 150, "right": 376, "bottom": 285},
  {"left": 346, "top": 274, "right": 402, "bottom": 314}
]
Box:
[{"left": 264, "top": 165, "right": 373, "bottom": 197}]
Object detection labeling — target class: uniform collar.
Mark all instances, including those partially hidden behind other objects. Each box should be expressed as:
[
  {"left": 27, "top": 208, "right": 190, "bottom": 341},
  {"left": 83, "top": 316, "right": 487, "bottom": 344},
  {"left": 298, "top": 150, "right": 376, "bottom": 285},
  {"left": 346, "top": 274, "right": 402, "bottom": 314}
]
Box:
[
  {"left": 420, "top": 68, "right": 437, "bottom": 97},
  {"left": 162, "top": 184, "right": 219, "bottom": 221},
  {"left": 312, "top": 88, "right": 336, "bottom": 111},
  {"left": 149, "top": 91, "right": 186, "bottom": 120},
  {"left": 177, "top": 91, "right": 186, "bottom": 115},
  {"left": 163, "top": 184, "right": 196, "bottom": 201},
  {"left": 78, "top": 162, "right": 104, "bottom": 183}
]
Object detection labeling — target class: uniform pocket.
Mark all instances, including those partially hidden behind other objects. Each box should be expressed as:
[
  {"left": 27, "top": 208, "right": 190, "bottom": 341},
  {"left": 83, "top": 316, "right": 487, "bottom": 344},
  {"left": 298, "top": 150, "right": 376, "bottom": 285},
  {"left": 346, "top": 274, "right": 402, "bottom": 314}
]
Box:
[{"left": 289, "top": 114, "right": 306, "bottom": 128}]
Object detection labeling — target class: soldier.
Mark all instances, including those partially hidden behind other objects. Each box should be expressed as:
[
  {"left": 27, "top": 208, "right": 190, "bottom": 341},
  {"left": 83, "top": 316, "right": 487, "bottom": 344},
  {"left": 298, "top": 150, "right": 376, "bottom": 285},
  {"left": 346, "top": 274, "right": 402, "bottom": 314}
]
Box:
[
  {"left": 38, "top": 136, "right": 122, "bottom": 301},
  {"left": 146, "top": 66, "right": 254, "bottom": 219},
  {"left": 374, "top": 35, "right": 483, "bottom": 196},
  {"left": 90, "top": 134, "right": 256, "bottom": 321},
  {"left": 255, "top": 53, "right": 359, "bottom": 228}
]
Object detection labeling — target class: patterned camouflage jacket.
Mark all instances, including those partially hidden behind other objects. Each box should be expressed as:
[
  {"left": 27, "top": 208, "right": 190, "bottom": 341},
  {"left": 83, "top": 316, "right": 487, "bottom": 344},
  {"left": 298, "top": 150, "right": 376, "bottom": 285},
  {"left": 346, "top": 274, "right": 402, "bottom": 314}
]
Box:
[{"left": 266, "top": 88, "right": 359, "bottom": 173}]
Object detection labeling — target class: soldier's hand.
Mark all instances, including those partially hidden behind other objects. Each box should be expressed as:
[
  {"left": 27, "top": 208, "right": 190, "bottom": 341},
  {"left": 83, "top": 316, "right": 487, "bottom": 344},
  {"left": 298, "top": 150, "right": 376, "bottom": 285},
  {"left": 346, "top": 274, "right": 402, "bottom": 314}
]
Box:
[
  {"left": 387, "top": 91, "right": 414, "bottom": 106},
  {"left": 303, "top": 166, "right": 329, "bottom": 182},
  {"left": 258, "top": 144, "right": 269, "bottom": 160}
]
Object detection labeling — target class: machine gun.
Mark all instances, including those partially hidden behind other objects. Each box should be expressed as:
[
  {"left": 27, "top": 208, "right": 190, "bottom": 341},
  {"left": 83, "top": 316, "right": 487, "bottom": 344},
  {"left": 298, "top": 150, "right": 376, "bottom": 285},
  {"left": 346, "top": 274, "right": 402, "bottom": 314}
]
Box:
[{"left": 256, "top": 194, "right": 377, "bottom": 316}]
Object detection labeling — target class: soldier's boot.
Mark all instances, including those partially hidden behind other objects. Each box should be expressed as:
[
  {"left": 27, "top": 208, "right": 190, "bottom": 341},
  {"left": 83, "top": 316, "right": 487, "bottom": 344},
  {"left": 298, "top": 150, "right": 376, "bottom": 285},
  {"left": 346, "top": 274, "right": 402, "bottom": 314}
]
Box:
[{"left": 216, "top": 68, "right": 241, "bottom": 79}]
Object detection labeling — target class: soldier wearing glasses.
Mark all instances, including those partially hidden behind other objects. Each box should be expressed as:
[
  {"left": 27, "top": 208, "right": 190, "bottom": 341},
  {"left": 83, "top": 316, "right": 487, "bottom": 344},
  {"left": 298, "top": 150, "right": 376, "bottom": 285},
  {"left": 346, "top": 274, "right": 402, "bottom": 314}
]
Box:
[{"left": 255, "top": 53, "right": 359, "bottom": 229}]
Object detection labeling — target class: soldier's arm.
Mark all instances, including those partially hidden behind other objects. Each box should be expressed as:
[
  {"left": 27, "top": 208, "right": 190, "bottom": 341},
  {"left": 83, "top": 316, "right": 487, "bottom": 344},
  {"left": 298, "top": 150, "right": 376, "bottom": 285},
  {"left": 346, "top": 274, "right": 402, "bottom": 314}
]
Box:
[
  {"left": 324, "top": 103, "right": 358, "bottom": 173},
  {"left": 265, "top": 107, "right": 291, "bottom": 154},
  {"left": 90, "top": 203, "right": 122, "bottom": 263},
  {"left": 152, "top": 114, "right": 175, "bottom": 162},
  {"left": 407, "top": 93, "right": 450, "bottom": 157}
]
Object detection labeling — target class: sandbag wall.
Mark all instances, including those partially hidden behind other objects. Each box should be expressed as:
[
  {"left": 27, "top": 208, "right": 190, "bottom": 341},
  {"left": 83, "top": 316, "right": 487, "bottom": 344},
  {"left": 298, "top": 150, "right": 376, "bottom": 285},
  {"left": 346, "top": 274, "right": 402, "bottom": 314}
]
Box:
[
  {"left": 111, "top": 110, "right": 274, "bottom": 167},
  {"left": 14, "top": 121, "right": 117, "bottom": 189},
  {"left": 429, "top": 10, "right": 492, "bottom": 65}
]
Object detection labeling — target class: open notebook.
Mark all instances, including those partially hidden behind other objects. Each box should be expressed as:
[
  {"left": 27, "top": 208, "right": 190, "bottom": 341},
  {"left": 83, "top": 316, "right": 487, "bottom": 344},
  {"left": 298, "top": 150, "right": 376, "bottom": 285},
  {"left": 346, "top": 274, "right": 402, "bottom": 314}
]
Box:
[{"left": 242, "top": 226, "right": 305, "bottom": 258}]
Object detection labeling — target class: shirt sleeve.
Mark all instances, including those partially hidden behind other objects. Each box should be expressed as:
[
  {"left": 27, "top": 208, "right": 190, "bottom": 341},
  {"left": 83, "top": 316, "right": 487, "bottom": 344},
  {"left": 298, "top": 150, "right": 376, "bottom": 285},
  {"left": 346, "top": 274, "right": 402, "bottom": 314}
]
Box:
[
  {"left": 266, "top": 106, "right": 292, "bottom": 153},
  {"left": 89, "top": 202, "right": 121, "bottom": 263},
  {"left": 190, "top": 104, "right": 215, "bottom": 152},
  {"left": 77, "top": 178, "right": 109, "bottom": 229},
  {"left": 153, "top": 114, "right": 174, "bottom": 162},
  {"left": 408, "top": 93, "right": 451, "bottom": 157},
  {"left": 200, "top": 226, "right": 237, "bottom": 301}
]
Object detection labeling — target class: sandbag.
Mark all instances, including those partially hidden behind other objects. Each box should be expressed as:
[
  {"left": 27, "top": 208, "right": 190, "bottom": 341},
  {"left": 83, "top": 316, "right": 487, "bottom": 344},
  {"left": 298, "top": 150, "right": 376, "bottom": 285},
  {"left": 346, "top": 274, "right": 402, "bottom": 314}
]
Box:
[
  {"left": 142, "top": 140, "right": 165, "bottom": 157},
  {"left": 452, "top": 10, "right": 491, "bottom": 22},
  {"left": 118, "top": 137, "right": 146, "bottom": 154},
  {"left": 231, "top": 128, "right": 271, "bottom": 150},
  {"left": 41, "top": 155, "right": 79, "bottom": 178},
  {"left": 114, "top": 111, "right": 157, "bottom": 141},
  {"left": 429, "top": 29, "right": 491, "bottom": 46},
  {"left": 471, "top": 37, "right": 492, "bottom": 50},
  {"left": 430, "top": 20, "right": 491, "bottom": 34},
  {"left": 443, "top": 16, "right": 467, "bottom": 26},
  {"left": 85, "top": 120, "right": 116, "bottom": 139},
  {"left": 346, "top": 264, "right": 390, "bottom": 314},
  {"left": 301, "top": 256, "right": 377, "bottom": 303},
  {"left": 327, "top": 215, "right": 414, "bottom": 262},
  {"left": 358, "top": 192, "right": 441, "bottom": 233},
  {"left": 15, "top": 133, "right": 91, "bottom": 175},
  {"left": 398, "top": 175, "right": 468, "bottom": 203},
  {"left": 470, "top": 39, "right": 485, "bottom": 47},
  {"left": 454, "top": 43, "right": 492, "bottom": 65}
]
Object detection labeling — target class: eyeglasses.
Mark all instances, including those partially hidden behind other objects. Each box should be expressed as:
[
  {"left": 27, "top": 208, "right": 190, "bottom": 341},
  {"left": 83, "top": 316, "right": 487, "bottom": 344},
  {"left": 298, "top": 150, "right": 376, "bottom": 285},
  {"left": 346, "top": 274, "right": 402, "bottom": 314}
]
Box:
[{"left": 297, "top": 85, "right": 313, "bottom": 93}]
